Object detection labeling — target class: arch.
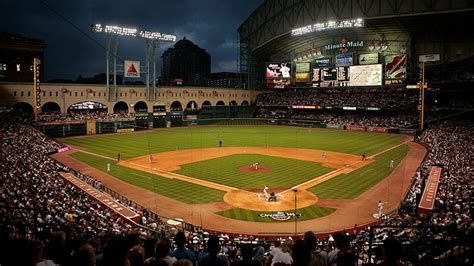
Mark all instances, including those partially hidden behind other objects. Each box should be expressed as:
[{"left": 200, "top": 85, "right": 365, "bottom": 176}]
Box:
[
  {"left": 134, "top": 101, "right": 148, "bottom": 113},
  {"left": 241, "top": 100, "right": 249, "bottom": 106},
  {"left": 12, "top": 102, "right": 33, "bottom": 114},
  {"left": 113, "top": 101, "right": 129, "bottom": 114},
  {"left": 42, "top": 102, "right": 61, "bottom": 113},
  {"left": 229, "top": 100, "right": 237, "bottom": 106},
  {"left": 186, "top": 100, "right": 199, "bottom": 110},
  {"left": 153, "top": 101, "right": 166, "bottom": 113},
  {"left": 202, "top": 100, "right": 211, "bottom": 107},
  {"left": 216, "top": 100, "right": 225, "bottom": 106},
  {"left": 170, "top": 100, "right": 182, "bottom": 111}
]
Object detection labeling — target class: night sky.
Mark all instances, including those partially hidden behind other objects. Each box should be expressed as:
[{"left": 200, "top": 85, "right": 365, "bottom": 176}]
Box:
[{"left": 1, "top": 0, "right": 263, "bottom": 81}]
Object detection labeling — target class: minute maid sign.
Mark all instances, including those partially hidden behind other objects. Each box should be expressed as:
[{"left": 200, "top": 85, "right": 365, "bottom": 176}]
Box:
[
  {"left": 258, "top": 211, "right": 302, "bottom": 221},
  {"left": 324, "top": 38, "right": 364, "bottom": 53}
]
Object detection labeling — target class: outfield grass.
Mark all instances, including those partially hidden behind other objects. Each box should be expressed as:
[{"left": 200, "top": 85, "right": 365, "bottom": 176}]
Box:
[
  {"left": 175, "top": 154, "right": 333, "bottom": 189},
  {"left": 69, "top": 152, "right": 225, "bottom": 204},
  {"left": 217, "top": 205, "right": 335, "bottom": 223},
  {"left": 308, "top": 144, "right": 409, "bottom": 199},
  {"left": 60, "top": 126, "right": 404, "bottom": 159}
]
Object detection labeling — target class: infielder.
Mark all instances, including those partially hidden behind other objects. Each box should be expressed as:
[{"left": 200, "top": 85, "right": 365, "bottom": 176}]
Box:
[
  {"left": 378, "top": 200, "right": 385, "bottom": 219},
  {"left": 107, "top": 163, "right": 111, "bottom": 172}
]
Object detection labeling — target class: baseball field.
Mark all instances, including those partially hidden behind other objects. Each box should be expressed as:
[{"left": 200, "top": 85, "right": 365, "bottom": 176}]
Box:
[{"left": 56, "top": 125, "right": 426, "bottom": 234}]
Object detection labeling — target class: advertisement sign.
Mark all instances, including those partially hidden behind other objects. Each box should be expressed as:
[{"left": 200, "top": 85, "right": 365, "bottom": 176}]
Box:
[
  {"left": 267, "top": 79, "right": 291, "bottom": 89},
  {"left": 295, "top": 62, "right": 311, "bottom": 83},
  {"left": 358, "top": 53, "right": 379, "bottom": 64},
  {"left": 315, "top": 58, "right": 331, "bottom": 67},
  {"left": 349, "top": 64, "right": 382, "bottom": 86},
  {"left": 324, "top": 38, "right": 363, "bottom": 52},
  {"left": 335, "top": 54, "right": 353, "bottom": 66},
  {"left": 266, "top": 63, "right": 292, "bottom": 79},
  {"left": 385, "top": 54, "right": 407, "bottom": 79},
  {"left": 295, "top": 72, "right": 311, "bottom": 82},
  {"left": 296, "top": 62, "right": 310, "bottom": 72},
  {"left": 124, "top": 60, "right": 140, "bottom": 78},
  {"left": 419, "top": 54, "right": 440, "bottom": 62}
]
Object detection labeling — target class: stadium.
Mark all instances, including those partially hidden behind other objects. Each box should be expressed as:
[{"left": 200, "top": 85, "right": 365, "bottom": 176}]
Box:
[{"left": 1, "top": 0, "right": 473, "bottom": 265}]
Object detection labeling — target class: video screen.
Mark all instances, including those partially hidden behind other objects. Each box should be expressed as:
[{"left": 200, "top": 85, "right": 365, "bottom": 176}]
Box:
[{"left": 266, "top": 63, "right": 292, "bottom": 79}]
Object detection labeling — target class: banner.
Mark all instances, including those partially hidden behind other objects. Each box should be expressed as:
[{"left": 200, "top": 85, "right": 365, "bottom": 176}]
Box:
[
  {"left": 358, "top": 53, "right": 379, "bottom": 64},
  {"left": 124, "top": 60, "right": 141, "bottom": 78},
  {"left": 418, "top": 167, "right": 442, "bottom": 214},
  {"left": 295, "top": 62, "right": 311, "bottom": 83},
  {"left": 314, "top": 57, "right": 331, "bottom": 67},
  {"left": 295, "top": 72, "right": 310, "bottom": 82},
  {"left": 385, "top": 54, "right": 407, "bottom": 79},
  {"left": 347, "top": 125, "right": 366, "bottom": 131},
  {"left": 368, "top": 127, "right": 388, "bottom": 133},
  {"left": 335, "top": 54, "right": 353, "bottom": 66}
]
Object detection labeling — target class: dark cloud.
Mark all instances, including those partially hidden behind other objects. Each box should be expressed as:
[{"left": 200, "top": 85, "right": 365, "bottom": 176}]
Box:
[{"left": 1, "top": 0, "right": 263, "bottom": 80}]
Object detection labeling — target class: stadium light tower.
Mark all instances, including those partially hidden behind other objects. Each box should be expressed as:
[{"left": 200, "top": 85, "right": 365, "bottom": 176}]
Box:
[{"left": 91, "top": 24, "right": 176, "bottom": 102}]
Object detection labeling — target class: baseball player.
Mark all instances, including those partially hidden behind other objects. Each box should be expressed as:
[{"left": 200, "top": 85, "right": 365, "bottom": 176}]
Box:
[
  {"left": 107, "top": 163, "right": 111, "bottom": 172},
  {"left": 263, "top": 185, "right": 269, "bottom": 199},
  {"left": 378, "top": 200, "right": 385, "bottom": 219}
]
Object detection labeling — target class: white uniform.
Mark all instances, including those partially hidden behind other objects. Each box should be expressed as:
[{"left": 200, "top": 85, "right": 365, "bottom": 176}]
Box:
[
  {"left": 378, "top": 201, "right": 384, "bottom": 218},
  {"left": 107, "top": 163, "right": 111, "bottom": 172},
  {"left": 263, "top": 186, "right": 269, "bottom": 198},
  {"left": 280, "top": 66, "right": 290, "bottom": 78},
  {"left": 390, "top": 159, "right": 394, "bottom": 168}
]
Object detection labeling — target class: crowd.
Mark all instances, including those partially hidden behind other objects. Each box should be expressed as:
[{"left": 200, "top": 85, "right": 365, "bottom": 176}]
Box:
[
  {"left": 256, "top": 89, "right": 418, "bottom": 110},
  {"left": 39, "top": 110, "right": 133, "bottom": 122},
  {"left": 1, "top": 109, "right": 472, "bottom": 265},
  {"left": 257, "top": 108, "right": 419, "bottom": 128}
]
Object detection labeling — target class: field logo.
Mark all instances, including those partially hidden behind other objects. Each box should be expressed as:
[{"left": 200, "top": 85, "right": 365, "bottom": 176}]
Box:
[
  {"left": 258, "top": 211, "right": 302, "bottom": 221},
  {"left": 124, "top": 60, "right": 140, "bottom": 78}
]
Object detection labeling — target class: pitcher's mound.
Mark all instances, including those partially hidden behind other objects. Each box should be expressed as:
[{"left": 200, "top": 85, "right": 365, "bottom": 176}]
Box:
[{"left": 239, "top": 165, "right": 270, "bottom": 173}]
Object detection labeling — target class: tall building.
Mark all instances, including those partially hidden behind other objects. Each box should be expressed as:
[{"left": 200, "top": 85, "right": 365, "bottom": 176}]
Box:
[
  {"left": 0, "top": 33, "right": 47, "bottom": 82},
  {"left": 161, "top": 37, "right": 210, "bottom": 86},
  {"left": 205, "top": 72, "right": 245, "bottom": 88}
]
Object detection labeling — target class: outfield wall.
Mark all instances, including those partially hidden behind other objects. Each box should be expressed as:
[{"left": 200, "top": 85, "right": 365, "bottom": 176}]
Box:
[{"left": 41, "top": 117, "right": 421, "bottom": 137}]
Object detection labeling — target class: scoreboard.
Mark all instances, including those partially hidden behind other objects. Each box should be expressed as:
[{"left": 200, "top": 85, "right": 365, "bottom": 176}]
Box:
[{"left": 312, "top": 66, "right": 350, "bottom": 87}]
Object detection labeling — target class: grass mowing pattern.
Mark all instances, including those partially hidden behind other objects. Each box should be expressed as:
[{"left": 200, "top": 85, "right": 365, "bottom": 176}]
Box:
[
  {"left": 69, "top": 152, "right": 225, "bottom": 204},
  {"left": 175, "top": 154, "right": 333, "bottom": 189},
  {"left": 60, "top": 126, "right": 403, "bottom": 159},
  {"left": 217, "top": 205, "right": 335, "bottom": 222},
  {"left": 308, "top": 145, "right": 409, "bottom": 199}
]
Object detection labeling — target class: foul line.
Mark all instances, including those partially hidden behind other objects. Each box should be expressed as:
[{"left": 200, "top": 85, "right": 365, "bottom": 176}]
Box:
[{"left": 283, "top": 140, "right": 412, "bottom": 194}]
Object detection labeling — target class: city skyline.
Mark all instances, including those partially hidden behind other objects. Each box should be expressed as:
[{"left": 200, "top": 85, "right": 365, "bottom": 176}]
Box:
[{"left": 0, "top": 0, "right": 263, "bottom": 80}]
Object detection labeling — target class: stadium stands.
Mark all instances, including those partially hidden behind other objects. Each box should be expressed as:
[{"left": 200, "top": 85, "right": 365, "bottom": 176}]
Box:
[{"left": 1, "top": 110, "right": 472, "bottom": 265}]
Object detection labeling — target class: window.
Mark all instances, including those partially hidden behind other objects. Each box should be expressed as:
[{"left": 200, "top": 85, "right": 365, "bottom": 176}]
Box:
[
  {"left": 120, "top": 92, "right": 122, "bottom": 96},
  {"left": 93, "top": 92, "right": 95, "bottom": 96},
  {"left": 16, "top": 64, "right": 20, "bottom": 72},
  {"left": 70, "top": 92, "right": 72, "bottom": 96},
  {"left": 81, "top": 92, "right": 83, "bottom": 96},
  {"left": 43, "top": 91, "right": 46, "bottom": 96},
  {"left": 125, "top": 93, "right": 127, "bottom": 97},
  {"left": 21, "top": 91, "right": 24, "bottom": 97},
  {"left": 28, "top": 91, "right": 31, "bottom": 97},
  {"left": 49, "top": 92, "right": 52, "bottom": 97},
  {"left": 0, "top": 63, "right": 6, "bottom": 71},
  {"left": 75, "top": 92, "right": 77, "bottom": 96},
  {"left": 13, "top": 91, "right": 16, "bottom": 96}
]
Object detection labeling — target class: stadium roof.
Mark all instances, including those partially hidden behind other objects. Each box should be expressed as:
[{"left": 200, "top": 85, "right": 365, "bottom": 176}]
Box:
[{"left": 251, "top": 10, "right": 474, "bottom": 59}]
